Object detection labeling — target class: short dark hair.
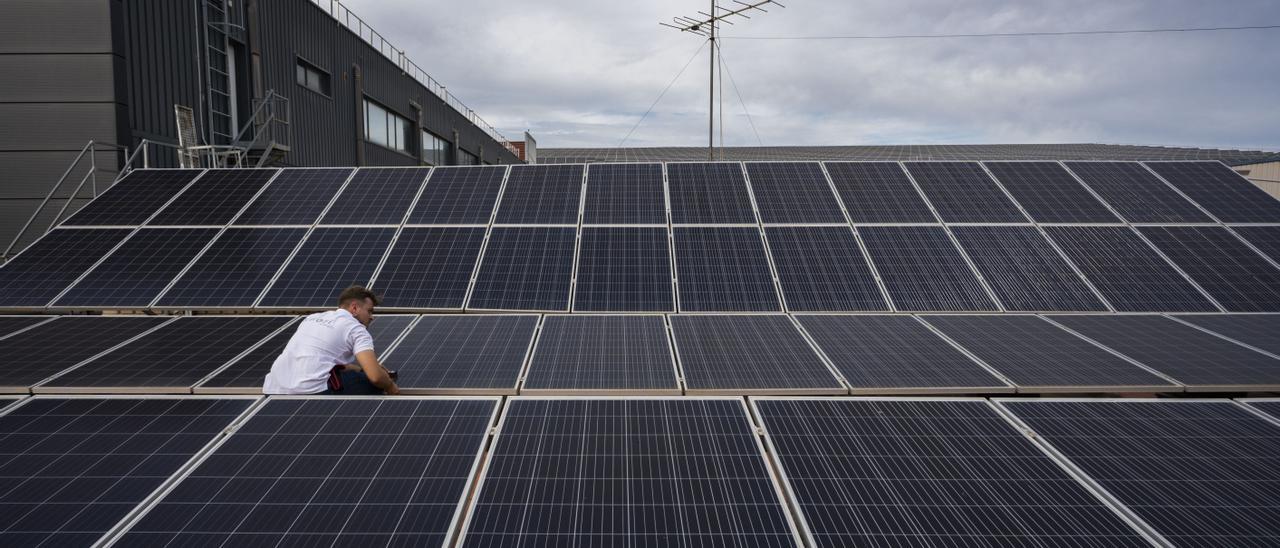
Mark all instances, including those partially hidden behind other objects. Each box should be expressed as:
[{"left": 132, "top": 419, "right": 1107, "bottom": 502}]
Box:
[{"left": 337, "top": 285, "right": 381, "bottom": 307}]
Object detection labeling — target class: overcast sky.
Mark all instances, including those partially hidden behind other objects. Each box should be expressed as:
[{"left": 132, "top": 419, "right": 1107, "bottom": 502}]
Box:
[{"left": 340, "top": 0, "right": 1280, "bottom": 150}]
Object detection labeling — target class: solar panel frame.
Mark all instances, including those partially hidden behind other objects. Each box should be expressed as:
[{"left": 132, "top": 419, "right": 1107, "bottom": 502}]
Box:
[
  {"left": 255, "top": 226, "right": 397, "bottom": 309},
  {"left": 367, "top": 227, "right": 487, "bottom": 311},
  {"left": 983, "top": 161, "right": 1122, "bottom": 223},
  {"left": 50, "top": 227, "right": 222, "bottom": 309},
  {"left": 823, "top": 161, "right": 940, "bottom": 223},
  {"left": 1239, "top": 398, "right": 1280, "bottom": 425},
  {"left": 581, "top": 163, "right": 667, "bottom": 224},
  {"left": 493, "top": 164, "right": 585, "bottom": 225},
  {"left": 1062, "top": 161, "right": 1212, "bottom": 223},
  {"left": 60, "top": 168, "right": 207, "bottom": 227},
  {"left": 467, "top": 227, "right": 577, "bottom": 312},
  {"left": 407, "top": 165, "right": 509, "bottom": 225},
  {"left": 0, "top": 316, "right": 57, "bottom": 340},
  {"left": 522, "top": 315, "right": 680, "bottom": 395},
  {"left": 0, "top": 228, "right": 135, "bottom": 309},
  {"left": 1138, "top": 226, "right": 1280, "bottom": 312},
  {"left": 857, "top": 226, "right": 1001, "bottom": 312},
  {"left": 673, "top": 226, "right": 783, "bottom": 312},
  {"left": 380, "top": 315, "right": 539, "bottom": 395},
  {"left": 666, "top": 162, "right": 760, "bottom": 224},
  {"left": 950, "top": 225, "right": 1110, "bottom": 312},
  {"left": 232, "top": 167, "right": 355, "bottom": 226},
  {"left": 151, "top": 227, "right": 309, "bottom": 310},
  {"left": 0, "top": 316, "right": 174, "bottom": 393},
  {"left": 669, "top": 314, "right": 846, "bottom": 395},
  {"left": 744, "top": 161, "right": 846, "bottom": 224},
  {"left": 904, "top": 161, "right": 1030, "bottom": 223},
  {"left": 456, "top": 396, "right": 805, "bottom": 547},
  {"left": 1145, "top": 161, "right": 1280, "bottom": 223},
  {"left": 763, "top": 226, "right": 890, "bottom": 312},
  {"left": 571, "top": 227, "right": 676, "bottom": 313},
  {"left": 106, "top": 395, "right": 500, "bottom": 548},
  {"left": 1171, "top": 314, "right": 1280, "bottom": 356},
  {"left": 147, "top": 168, "right": 281, "bottom": 227},
  {"left": 1232, "top": 225, "right": 1280, "bottom": 263},
  {"left": 317, "top": 166, "right": 432, "bottom": 226}
]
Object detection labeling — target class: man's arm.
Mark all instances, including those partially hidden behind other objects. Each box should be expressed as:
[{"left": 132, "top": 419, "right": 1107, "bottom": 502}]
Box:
[{"left": 354, "top": 349, "right": 400, "bottom": 395}]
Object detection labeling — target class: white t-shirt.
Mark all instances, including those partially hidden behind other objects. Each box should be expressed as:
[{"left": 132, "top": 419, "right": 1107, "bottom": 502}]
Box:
[{"left": 263, "top": 309, "right": 375, "bottom": 395}]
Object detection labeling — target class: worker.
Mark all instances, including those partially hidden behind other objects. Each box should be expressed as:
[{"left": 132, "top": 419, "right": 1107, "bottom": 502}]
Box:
[{"left": 263, "top": 285, "right": 400, "bottom": 395}]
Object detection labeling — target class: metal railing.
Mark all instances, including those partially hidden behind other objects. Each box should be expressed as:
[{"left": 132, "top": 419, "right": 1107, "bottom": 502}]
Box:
[
  {"left": 308, "top": 0, "right": 520, "bottom": 157},
  {"left": 234, "top": 90, "right": 291, "bottom": 155}
]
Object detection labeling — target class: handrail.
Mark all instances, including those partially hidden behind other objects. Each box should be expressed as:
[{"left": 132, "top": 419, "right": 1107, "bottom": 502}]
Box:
[
  {"left": 3, "top": 141, "right": 130, "bottom": 258},
  {"left": 308, "top": 0, "right": 520, "bottom": 157}
]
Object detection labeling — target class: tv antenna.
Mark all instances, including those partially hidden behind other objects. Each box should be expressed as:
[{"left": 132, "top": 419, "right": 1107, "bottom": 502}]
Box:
[{"left": 662, "top": 0, "right": 783, "bottom": 160}]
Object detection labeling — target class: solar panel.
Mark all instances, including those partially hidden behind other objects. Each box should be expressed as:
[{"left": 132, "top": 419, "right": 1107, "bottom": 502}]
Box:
[
  {"left": 194, "top": 315, "right": 415, "bottom": 393},
  {"left": 1139, "top": 226, "right": 1280, "bottom": 312},
  {"left": 0, "top": 228, "right": 133, "bottom": 308},
  {"left": 1048, "top": 315, "right": 1280, "bottom": 390},
  {"left": 950, "top": 225, "right": 1108, "bottom": 312},
  {"left": 1172, "top": 314, "right": 1280, "bottom": 355},
  {"left": 36, "top": 316, "right": 292, "bottom": 392},
  {"left": 257, "top": 227, "right": 396, "bottom": 308},
  {"left": 922, "top": 315, "right": 1175, "bottom": 391},
  {"left": 318, "top": 167, "right": 430, "bottom": 225},
  {"left": 754, "top": 399, "right": 1153, "bottom": 547},
  {"left": 382, "top": 315, "right": 537, "bottom": 393},
  {"left": 493, "top": 164, "right": 584, "bottom": 224},
  {"left": 460, "top": 398, "right": 801, "bottom": 547},
  {"left": 154, "top": 227, "right": 308, "bottom": 308},
  {"left": 795, "top": 315, "right": 1007, "bottom": 393},
  {"left": 1146, "top": 161, "right": 1280, "bottom": 223},
  {"left": 0, "top": 397, "right": 255, "bottom": 546},
  {"left": 822, "top": 162, "right": 938, "bottom": 223},
  {"left": 582, "top": 163, "right": 666, "bottom": 224},
  {"left": 0, "top": 317, "right": 169, "bottom": 392},
  {"left": 764, "top": 226, "right": 888, "bottom": 311},
  {"left": 1248, "top": 400, "right": 1280, "bottom": 422},
  {"left": 523, "top": 315, "right": 677, "bottom": 392},
  {"left": 904, "top": 162, "right": 1028, "bottom": 223},
  {"left": 233, "top": 168, "right": 353, "bottom": 226},
  {"left": 113, "top": 398, "right": 497, "bottom": 547},
  {"left": 468, "top": 227, "right": 576, "bottom": 311},
  {"left": 1063, "top": 162, "right": 1211, "bottom": 223},
  {"left": 857, "top": 226, "right": 999, "bottom": 312},
  {"left": 0, "top": 316, "right": 51, "bottom": 339},
  {"left": 744, "top": 162, "right": 845, "bottom": 223},
  {"left": 407, "top": 165, "right": 507, "bottom": 224},
  {"left": 61, "top": 169, "right": 205, "bottom": 226},
  {"left": 372, "top": 227, "right": 485, "bottom": 310},
  {"left": 984, "top": 161, "right": 1120, "bottom": 223},
  {"left": 572, "top": 227, "right": 674, "bottom": 312},
  {"left": 148, "top": 168, "right": 278, "bottom": 226},
  {"left": 1000, "top": 400, "right": 1280, "bottom": 547},
  {"left": 1044, "top": 226, "right": 1219, "bottom": 312},
  {"left": 667, "top": 162, "right": 758, "bottom": 224},
  {"left": 1233, "top": 226, "right": 1280, "bottom": 263},
  {"left": 673, "top": 227, "right": 781, "bottom": 312},
  {"left": 670, "top": 315, "right": 843, "bottom": 393},
  {"left": 53, "top": 228, "right": 220, "bottom": 308}
]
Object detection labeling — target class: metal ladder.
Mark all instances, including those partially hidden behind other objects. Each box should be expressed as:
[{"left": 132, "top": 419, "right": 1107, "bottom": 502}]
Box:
[{"left": 203, "top": 0, "right": 238, "bottom": 146}]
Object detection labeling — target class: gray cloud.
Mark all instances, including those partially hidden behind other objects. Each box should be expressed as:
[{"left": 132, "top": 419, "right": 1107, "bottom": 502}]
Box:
[{"left": 340, "top": 0, "right": 1280, "bottom": 150}]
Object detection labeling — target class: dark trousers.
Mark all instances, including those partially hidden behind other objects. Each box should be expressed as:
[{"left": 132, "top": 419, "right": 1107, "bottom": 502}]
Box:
[{"left": 322, "top": 370, "right": 384, "bottom": 395}]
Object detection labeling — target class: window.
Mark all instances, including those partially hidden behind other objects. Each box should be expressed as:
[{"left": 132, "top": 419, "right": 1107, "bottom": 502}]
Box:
[
  {"left": 364, "top": 98, "right": 413, "bottom": 154},
  {"left": 295, "top": 58, "right": 331, "bottom": 96},
  {"left": 458, "top": 148, "right": 479, "bottom": 166},
  {"left": 422, "top": 130, "right": 451, "bottom": 166}
]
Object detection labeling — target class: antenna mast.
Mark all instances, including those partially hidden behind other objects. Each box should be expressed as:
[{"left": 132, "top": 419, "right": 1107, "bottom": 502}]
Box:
[{"left": 662, "top": 0, "right": 783, "bottom": 160}]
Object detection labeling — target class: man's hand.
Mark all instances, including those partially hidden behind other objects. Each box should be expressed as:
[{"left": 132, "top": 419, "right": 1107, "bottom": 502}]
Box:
[
  {"left": 354, "top": 349, "right": 398, "bottom": 395},
  {"left": 384, "top": 383, "right": 401, "bottom": 395}
]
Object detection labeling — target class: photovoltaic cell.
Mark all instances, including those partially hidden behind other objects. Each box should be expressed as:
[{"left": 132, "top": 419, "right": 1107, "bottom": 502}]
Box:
[
  {"left": 407, "top": 165, "right": 507, "bottom": 225},
  {"left": 1002, "top": 400, "right": 1280, "bottom": 547},
  {"left": 823, "top": 162, "right": 937, "bottom": 223},
  {"left": 670, "top": 315, "right": 842, "bottom": 392},
  {"left": 257, "top": 227, "right": 396, "bottom": 308},
  {"left": 1147, "top": 161, "right": 1280, "bottom": 223},
  {"left": 1049, "top": 315, "right": 1280, "bottom": 389},
  {"left": 493, "top": 164, "right": 584, "bottom": 224},
  {"left": 39, "top": 316, "right": 292, "bottom": 391},
  {"left": 1233, "top": 226, "right": 1280, "bottom": 263},
  {"left": 382, "top": 315, "right": 537, "bottom": 391},
  {"left": 922, "top": 315, "right": 1174, "bottom": 390},
  {"left": 61, "top": 169, "right": 205, "bottom": 226},
  {"left": 755, "top": 399, "right": 1151, "bottom": 547},
  {"left": 984, "top": 161, "right": 1120, "bottom": 223},
  {"left": 1044, "top": 226, "right": 1218, "bottom": 312},
  {"left": 1140, "top": 226, "right": 1280, "bottom": 312},
  {"left": 1172, "top": 314, "right": 1280, "bottom": 355},
  {"left": 673, "top": 227, "right": 781, "bottom": 312},
  {"left": 0, "top": 317, "right": 169, "bottom": 391},
  {"left": 0, "top": 397, "right": 254, "bottom": 546},
  {"left": 857, "top": 226, "right": 999, "bottom": 312},
  {"left": 318, "top": 167, "right": 430, "bottom": 225},
  {"left": 0, "top": 228, "right": 132, "bottom": 308},
  {"left": 524, "top": 315, "right": 676, "bottom": 391},
  {"left": 572, "top": 227, "right": 674, "bottom": 312},
  {"left": 951, "top": 225, "right": 1107, "bottom": 312},
  {"left": 745, "top": 162, "right": 845, "bottom": 223},
  {"left": 667, "top": 162, "right": 757, "bottom": 224},
  {"left": 1249, "top": 401, "right": 1280, "bottom": 422},
  {"left": 234, "top": 168, "right": 353, "bottom": 226},
  {"left": 461, "top": 398, "right": 799, "bottom": 547},
  {"left": 53, "top": 228, "right": 220, "bottom": 308},
  {"left": 1063, "top": 161, "right": 1211, "bottom": 223},
  {"left": 155, "top": 227, "right": 307, "bottom": 308},
  {"left": 0, "top": 316, "right": 49, "bottom": 339},
  {"left": 764, "top": 226, "right": 887, "bottom": 311},
  {"left": 372, "top": 227, "right": 486, "bottom": 310},
  {"left": 468, "top": 227, "right": 576, "bottom": 311},
  {"left": 904, "top": 162, "right": 1028, "bottom": 223},
  {"left": 116, "top": 398, "right": 496, "bottom": 547},
  {"left": 582, "top": 163, "right": 666, "bottom": 224},
  {"left": 148, "top": 168, "right": 278, "bottom": 226},
  {"left": 795, "top": 315, "right": 1005, "bottom": 392}
]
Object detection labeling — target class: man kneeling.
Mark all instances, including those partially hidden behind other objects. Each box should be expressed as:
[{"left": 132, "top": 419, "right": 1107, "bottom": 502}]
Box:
[{"left": 263, "top": 286, "right": 400, "bottom": 395}]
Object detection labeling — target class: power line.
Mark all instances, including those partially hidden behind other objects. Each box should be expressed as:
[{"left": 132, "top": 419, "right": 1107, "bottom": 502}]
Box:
[
  {"left": 618, "top": 40, "right": 708, "bottom": 149},
  {"left": 721, "top": 24, "right": 1280, "bottom": 41},
  {"left": 717, "top": 48, "right": 764, "bottom": 147}
]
